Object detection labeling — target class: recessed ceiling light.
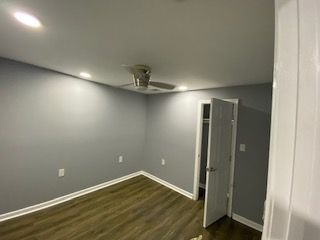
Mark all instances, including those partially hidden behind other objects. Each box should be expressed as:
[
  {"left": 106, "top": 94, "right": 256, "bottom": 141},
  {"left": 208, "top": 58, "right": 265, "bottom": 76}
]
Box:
[
  {"left": 178, "top": 86, "right": 188, "bottom": 91},
  {"left": 14, "top": 12, "right": 42, "bottom": 28},
  {"left": 79, "top": 72, "right": 92, "bottom": 79}
]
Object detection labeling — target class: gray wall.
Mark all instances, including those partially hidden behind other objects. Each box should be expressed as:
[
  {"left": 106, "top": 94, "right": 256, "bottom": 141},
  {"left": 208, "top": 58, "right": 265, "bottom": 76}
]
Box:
[
  {"left": 144, "top": 84, "right": 272, "bottom": 224},
  {"left": 0, "top": 58, "right": 271, "bottom": 226},
  {"left": 0, "top": 59, "right": 147, "bottom": 214}
]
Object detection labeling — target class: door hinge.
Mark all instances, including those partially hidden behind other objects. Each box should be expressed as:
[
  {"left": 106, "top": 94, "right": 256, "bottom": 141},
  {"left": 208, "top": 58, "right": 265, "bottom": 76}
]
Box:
[
  {"left": 262, "top": 200, "right": 266, "bottom": 222},
  {"left": 226, "top": 194, "right": 230, "bottom": 209},
  {"left": 206, "top": 167, "right": 217, "bottom": 172}
]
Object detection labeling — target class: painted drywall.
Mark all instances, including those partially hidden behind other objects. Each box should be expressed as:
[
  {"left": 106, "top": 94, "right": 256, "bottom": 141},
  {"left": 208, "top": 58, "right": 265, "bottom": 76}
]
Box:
[
  {"left": 0, "top": 58, "right": 147, "bottom": 214},
  {"left": 144, "top": 84, "right": 272, "bottom": 224},
  {"left": 0, "top": 58, "right": 271, "bottom": 226},
  {"left": 0, "top": 0, "right": 274, "bottom": 91}
]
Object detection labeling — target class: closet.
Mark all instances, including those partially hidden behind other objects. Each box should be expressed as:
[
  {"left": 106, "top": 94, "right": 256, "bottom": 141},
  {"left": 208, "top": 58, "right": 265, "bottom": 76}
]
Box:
[{"left": 199, "top": 104, "right": 210, "bottom": 197}]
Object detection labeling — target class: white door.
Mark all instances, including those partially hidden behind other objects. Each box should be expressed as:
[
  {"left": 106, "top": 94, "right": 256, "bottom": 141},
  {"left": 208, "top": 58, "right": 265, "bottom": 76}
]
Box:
[{"left": 203, "top": 98, "right": 233, "bottom": 227}]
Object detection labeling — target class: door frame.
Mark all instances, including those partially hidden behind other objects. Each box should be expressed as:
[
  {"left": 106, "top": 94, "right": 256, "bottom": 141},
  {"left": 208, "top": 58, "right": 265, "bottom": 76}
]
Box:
[
  {"left": 193, "top": 98, "right": 239, "bottom": 218},
  {"left": 262, "top": 0, "right": 320, "bottom": 239}
]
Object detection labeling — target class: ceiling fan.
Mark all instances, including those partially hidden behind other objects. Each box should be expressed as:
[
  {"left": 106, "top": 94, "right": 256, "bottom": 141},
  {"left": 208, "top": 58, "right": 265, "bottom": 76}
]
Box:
[{"left": 120, "top": 64, "right": 176, "bottom": 91}]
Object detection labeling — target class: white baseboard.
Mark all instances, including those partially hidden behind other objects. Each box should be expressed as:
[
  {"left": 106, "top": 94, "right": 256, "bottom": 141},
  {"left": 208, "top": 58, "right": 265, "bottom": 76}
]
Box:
[
  {"left": 0, "top": 170, "right": 263, "bottom": 232},
  {"left": 232, "top": 213, "right": 263, "bottom": 232},
  {"left": 0, "top": 170, "right": 194, "bottom": 222},
  {"left": 141, "top": 171, "right": 193, "bottom": 199},
  {"left": 0, "top": 171, "right": 142, "bottom": 222}
]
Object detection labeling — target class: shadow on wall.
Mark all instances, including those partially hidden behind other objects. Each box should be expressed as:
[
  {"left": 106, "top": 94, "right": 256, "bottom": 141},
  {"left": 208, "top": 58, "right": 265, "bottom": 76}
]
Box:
[
  {"left": 143, "top": 84, "right": 272, "bottom": 226},
  {"left": 233, "top": 105, "right": 271, "bottom": 225},
  {"left": 289, "top": 211, "right": 320, "bottom": 240},
  {"left": 266, "top": 201, "right": 320, "bottom": 240}
]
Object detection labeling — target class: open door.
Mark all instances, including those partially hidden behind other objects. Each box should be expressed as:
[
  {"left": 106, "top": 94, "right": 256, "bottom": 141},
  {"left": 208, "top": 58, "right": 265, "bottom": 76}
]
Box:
[{"left": 203, "top": 98, "right": 233, "bottom": 227}]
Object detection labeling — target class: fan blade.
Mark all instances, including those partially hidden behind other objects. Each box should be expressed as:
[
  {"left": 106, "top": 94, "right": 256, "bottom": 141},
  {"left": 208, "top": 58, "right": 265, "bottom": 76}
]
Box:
[
  {"left": 149, "top": 81, "right": 176, "bottom": 90},
  {"left": 118, "top": 83, "right": 134, "bottom": 88}
]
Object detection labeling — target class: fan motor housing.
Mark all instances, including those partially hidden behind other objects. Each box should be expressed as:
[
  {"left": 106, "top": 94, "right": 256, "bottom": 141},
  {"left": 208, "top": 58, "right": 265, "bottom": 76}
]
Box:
[{"left": 133, "top": 72, "right": 150, "bottom": 90}]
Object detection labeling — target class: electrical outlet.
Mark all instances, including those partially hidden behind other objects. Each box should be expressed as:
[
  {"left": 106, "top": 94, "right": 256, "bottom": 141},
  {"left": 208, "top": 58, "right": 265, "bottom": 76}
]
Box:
[
  {"left": 118, "top": 155, "right": 123, "bottom": 163},
  {"left": 240, "top": 144, "right": 246, "bottom": 152},
  {"left": 161, "top": 158, "right": 166, "bottom": 166},
  {"left": 58, "top": 168, "right": 65, "bottom": 177}
]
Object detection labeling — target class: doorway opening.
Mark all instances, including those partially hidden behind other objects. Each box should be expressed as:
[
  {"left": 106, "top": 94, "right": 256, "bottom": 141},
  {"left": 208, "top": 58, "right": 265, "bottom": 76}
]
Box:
[
  {"left": 193, "top": 99, "right": 239, "bottom": 227},
  {"left": 198, "top": 103, "right": 210, "bottom": 199}
]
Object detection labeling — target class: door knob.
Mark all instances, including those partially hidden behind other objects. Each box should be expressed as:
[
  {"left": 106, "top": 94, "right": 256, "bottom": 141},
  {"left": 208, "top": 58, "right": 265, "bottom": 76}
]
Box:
[{"left": 206, "top": 167, "right": 217, "bottom": 172}]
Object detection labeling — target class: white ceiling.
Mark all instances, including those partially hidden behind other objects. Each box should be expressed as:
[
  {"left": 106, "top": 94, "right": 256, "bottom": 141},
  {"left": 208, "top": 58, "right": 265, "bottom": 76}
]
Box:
[{"left": 0, "top": 0, "right": 274, "bottom": 94}]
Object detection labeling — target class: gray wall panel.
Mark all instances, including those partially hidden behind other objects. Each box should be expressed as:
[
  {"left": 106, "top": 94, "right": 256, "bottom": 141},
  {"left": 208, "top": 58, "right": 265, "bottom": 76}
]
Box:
[
  {"left": 0, "top": 58, "right": 271, "bottom": 225},
  {"left": 144, "top": 84, "right": 272, "bottom": 224},
  {"left": 0, "top": 59, "right": 147, "bottom": 214}
]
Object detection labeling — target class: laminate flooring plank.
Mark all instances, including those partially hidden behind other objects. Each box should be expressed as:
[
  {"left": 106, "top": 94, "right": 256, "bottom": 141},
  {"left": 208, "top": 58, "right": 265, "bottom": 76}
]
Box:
[{"left": 0, "top": 176, "right": 261, "bottom": 240}]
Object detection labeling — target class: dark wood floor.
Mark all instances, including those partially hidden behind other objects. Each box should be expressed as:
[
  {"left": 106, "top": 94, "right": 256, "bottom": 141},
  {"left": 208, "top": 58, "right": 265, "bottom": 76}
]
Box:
[{"left": 0, "top": 176, "right": 261, "bottom": 240}]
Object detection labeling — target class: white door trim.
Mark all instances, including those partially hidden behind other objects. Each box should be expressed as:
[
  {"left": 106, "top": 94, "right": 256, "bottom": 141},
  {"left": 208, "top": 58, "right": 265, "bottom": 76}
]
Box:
[
  {"left": 262, "top": 0, "right": 320, "bottom": 239},
  {"left": 193, "top": 98, "right": 239, "bottom": 218},
  {"left": 224, "top": 98, "right": 239, "bottom": 217}
]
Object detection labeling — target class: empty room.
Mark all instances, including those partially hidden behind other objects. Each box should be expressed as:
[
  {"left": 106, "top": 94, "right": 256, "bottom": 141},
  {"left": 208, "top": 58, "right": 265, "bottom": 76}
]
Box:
[{"left": 1, "top": 0, "right": 319, "bottom": 240}]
